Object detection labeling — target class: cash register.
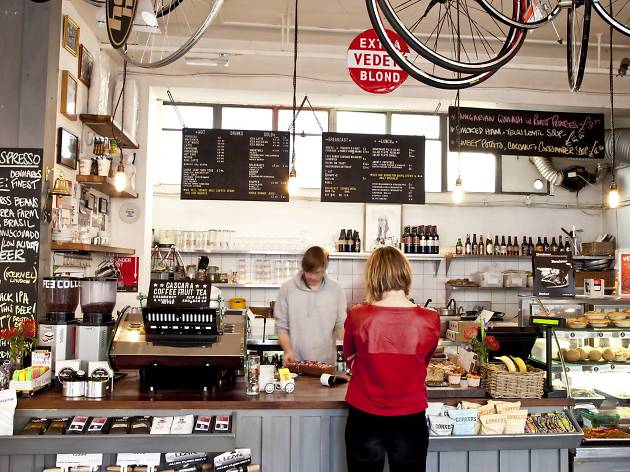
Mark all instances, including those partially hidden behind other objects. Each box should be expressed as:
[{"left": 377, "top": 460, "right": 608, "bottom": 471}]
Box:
[{"left": 109, "top": 280, "right": 246, "bottom": 392}]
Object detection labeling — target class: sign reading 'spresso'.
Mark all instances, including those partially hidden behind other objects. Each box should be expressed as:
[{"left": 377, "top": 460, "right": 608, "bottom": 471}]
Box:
[
  {"left": 0, "top": 148, "right": 43, "bottom": 360},
  {"left": 105, "top": 0, "right": 138, "bottom": 49},
  {"left": 449, "top": 106, "right": 605, "bottom": 159}
]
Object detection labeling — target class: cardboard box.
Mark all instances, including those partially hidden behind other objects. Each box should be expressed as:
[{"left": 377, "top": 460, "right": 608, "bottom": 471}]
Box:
[
  {"left": 445, "top": 329, "right": 468, "bottom": 343},
  {"left": 448, "top": 320, "right": 479, "bottom": 332}
]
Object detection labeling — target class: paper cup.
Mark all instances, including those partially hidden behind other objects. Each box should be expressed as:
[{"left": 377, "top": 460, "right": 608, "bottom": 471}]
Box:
[
  {"left": 467, "top": 377, "right": 481, "bottom": 387},
  {"left": 79, "top": 159, "right": 93, "bottom": 175},
  {"left": 448, "top": 375, "right": 461, "bottom": 386},
  {"left": 97, "top": 158, "right": 111, "bottom": 177}
]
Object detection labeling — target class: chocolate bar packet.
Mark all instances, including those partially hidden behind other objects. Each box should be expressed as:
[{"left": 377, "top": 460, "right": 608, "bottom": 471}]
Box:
[
  {"left": 194, "top": 415, "right": 213, "bottom": 434},
  {"left": 86, "top": 416, "right": 111, "bottom": 434},
  {"left": 22, "top": 417, "right": 50, "bottom": 435},
  {"left": 44, "top": 417, "right": 70, "bottom": 435},
  {"left": 109, "top": 416, "right": 131, "bottom": 434},
  {"left": 129, "top": 416, "right": 153, "bottom": 434},
  {"left": 67, "top": 416, "right": 90, "bottom": 434},
  {"left": 213, "top": 415, "right": 232, "bottom": 433}
]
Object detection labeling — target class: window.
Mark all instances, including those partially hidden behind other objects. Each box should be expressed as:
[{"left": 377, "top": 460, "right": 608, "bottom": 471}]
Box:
[
  {"left": 221, "top": 107, "right": 273, "bottom": 130},
  {"left": 336, "top": 111, "right": 386, "bottom": 134},
  {"left": 278, "top": 109, "right": 329, "bottom": 189},
  {"left": 391, "top": 113, "right": 442, "bottom": 193},
  {"left": 447, "top": 151, "right": 496, "bottom": 193}
]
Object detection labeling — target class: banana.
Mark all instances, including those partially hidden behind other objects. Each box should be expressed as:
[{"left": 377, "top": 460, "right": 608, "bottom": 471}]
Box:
[
  {"left": 511, "top": 356, "right": 528, "bottom": 373},
  {"left": 496, "top": 356, "right": 517, "bottom": 373}
]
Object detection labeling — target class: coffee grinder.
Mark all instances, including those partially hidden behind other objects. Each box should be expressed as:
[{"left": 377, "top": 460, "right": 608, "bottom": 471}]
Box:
[
  {"left": 75, "top": 277, "right": 117, "bottom": 371},
  {"left": 38, "top": 277, "right": 80, "bottom": 371}
]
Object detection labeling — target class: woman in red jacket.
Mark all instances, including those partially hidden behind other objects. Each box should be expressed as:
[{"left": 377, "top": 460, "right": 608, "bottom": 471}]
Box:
[{"left": 343, "top": 246, "right": 440, "bottom": 472}]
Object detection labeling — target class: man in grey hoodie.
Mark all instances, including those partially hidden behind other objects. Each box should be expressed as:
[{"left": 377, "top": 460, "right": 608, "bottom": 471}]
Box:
[{"left": 275, "top": 246, "right": 347, "bottom": 367}]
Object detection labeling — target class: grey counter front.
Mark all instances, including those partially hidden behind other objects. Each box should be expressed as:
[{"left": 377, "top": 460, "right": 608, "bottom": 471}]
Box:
[{"left": 2, "top": 373, "right": 581, "bottom": 472}]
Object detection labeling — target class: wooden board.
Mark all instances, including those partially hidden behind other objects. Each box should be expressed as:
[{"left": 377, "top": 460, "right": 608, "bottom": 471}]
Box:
[
  {"left": 76, "top": 175, "right": 138, "bottom": 198},
  {"left": 50, "top": 242, "right": 135, "bottom": 255},
  {"left": 79, "top": 114, "right": 139, "bottom": 149}
]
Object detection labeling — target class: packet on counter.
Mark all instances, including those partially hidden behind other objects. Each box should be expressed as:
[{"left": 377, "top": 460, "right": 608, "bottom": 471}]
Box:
[
  {"left": 170, "top": 414, "right": 195, "bottom": 434},
  {"left": 479, "top": 414, "right": 507, "bottom": 435},
  {"left": 22, "top": 417, "right": 50, "bottom": 436},
  {"left": 447, "top": 409, "right": 478, "bottom": 436},
  {"left": 427, "top": 402, "right": 444, "bottom": 417},
  {"left": 505, "top": 410, "right": 529, "bottom": 434},
  {"left": 0, "top": 389, "right": 17, "bottom": 436},
  {"left": 489, "top": 400, "right": 522, "bottom": 414},
  {"left": 429, "top": 415, "right": 455, "bottom": 436},
  {"left": 150, "top": 416, "right": 174, "bottom": 435}
]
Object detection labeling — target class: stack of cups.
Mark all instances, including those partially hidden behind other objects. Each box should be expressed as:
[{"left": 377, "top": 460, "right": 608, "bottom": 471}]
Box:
[{"left": 259, "top": 365, "right": 276, "bottom": 393}]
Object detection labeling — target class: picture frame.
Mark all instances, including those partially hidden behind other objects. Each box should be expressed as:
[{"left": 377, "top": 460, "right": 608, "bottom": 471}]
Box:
[
  {"left": 364, "top": 204, "right": 402, "bottom": 252},
  {"left": 86, "top": 193, "right": 97, "bottom": 212},
  {"left": 78, "top": 45, "right": 94, "bottom": 87},
  {"left": 56, "top": 127, "right": 79, "bottom": 170},
  {"left": 62, "top": 15, "right": 80, "bottom": 56},
  {"left": 60, "top": 70, "right": 78, "bottom": 120},
  {"left": 99, "top": 197, "right": 109, "bottom": 215}
]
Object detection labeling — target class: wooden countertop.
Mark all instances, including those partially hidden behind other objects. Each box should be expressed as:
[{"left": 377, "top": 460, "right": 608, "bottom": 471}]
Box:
[{"left": 16, "top": 372, "right": 575, "bottom": 411}]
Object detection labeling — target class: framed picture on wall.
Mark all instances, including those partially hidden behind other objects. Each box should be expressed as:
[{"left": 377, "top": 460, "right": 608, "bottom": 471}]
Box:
[
  {"left": 60, "top": 70, "right": 78, "bottom": 120},
  {"left": 57, "top": 127, "right": 79, "bottom": 170},
  {"left": 86, "top": 193, "right": 96, "bottom": 212},
  {"left": 364, "top": 204, "right": 402, "bottom": 252},
  {"left": 99, "top": 197, "right": 109, "bottom": 215},
  {"left": 62, "top": 15, "right": 80, "bottom": 56},
  {"left": 78, "top": 45, "right": 94, "bottom": 87}
]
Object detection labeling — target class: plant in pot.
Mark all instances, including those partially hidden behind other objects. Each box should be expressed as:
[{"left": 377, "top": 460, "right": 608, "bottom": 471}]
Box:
[
  {"left": 0, "top": 318, "right": 38, "bottom": 373},
  {"left": 463, "top": 318, "right": 500, "bottom": 385}
]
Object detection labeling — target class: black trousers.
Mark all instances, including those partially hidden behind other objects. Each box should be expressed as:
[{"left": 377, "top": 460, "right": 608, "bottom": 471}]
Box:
[{"left": 345, "top": 406, "right": 429, "bottom": 472}]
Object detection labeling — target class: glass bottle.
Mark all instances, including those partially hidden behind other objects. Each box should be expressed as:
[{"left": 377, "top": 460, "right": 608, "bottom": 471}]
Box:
[
  {"left": 486, "top": 234, "right": 494, "bottom": 255},
  {"left": 345, "top": 229, "right": 353, "bottom": 252},
  {"left": 418, "top": 225, "right": 426, "bottom": 255},
  {"left": 338, "top": 230, "right": 346, "bottom": 253},
  {"left": 472, "top": 234, "right": 478, "bottom": 255},
  {"left": 500, "top": 236, "right": 507, "bottom": 256},
  {"left": 411, "top": 226, "right": 420, "bottom": 254},
  {"left": 535, "top": 237, "right": 544, "bottom": 253},
  {"left": 353, "top": 231, "right": 361, "bottom": 253},
  {"left": 456, "top": 238, "right": 464, "bottom": 255},
  {"left": 424, "top": 226, "right": 431, "bottom": 255},
  {"left": 465, "top": 234, "right": 472, "bottom": 255},
  {"left": 433, "top": 226, "right": 440, "bottom": 254},
  {"left": 479, "top": 234, "right": 485, "bottom": 255},
  {"left": 521, "top": 236, "right": 528, "bottom": 256},
  {"left": 507, "top": 236, "right": 512, "bottom": 256},
  {"left": 529, "top": 237, "right": 535, "bottom": 255},
  {"left": 558, "top": 235, "right": 564, "bottom": 252},
  {"left": 494, "top": 236, "right": 500, "bottom": 255},
  {"left": 402, "top": 226, "right": 411, "bottom": 253},
  {"left": 543, "top": 236, "right": 550, "bottom": 252},
  {"left": 550, "top": 237, "right": 558, "bottom": 252}
]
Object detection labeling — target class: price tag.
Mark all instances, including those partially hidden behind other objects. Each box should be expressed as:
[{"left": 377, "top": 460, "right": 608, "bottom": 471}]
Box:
[
  {"left": 117, "top": 453, "right": 161, "bottom": 469},
  {"left": 564, "top": 331, "right": 590, "bottom": 339},
  {"left": 57, "top": 454, "right": 103, "bottom": 468},
  {"left": 592, "top": 364, "right": 613, "bottom": 373}
]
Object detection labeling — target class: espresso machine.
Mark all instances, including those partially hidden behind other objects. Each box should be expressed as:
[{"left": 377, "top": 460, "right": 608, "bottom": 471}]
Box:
[
  {"left": 75, "top": 277, "right": 117, "bottom": 370},
  {"left": 38, "top": 277, "right": 80, "bottom": 372}
]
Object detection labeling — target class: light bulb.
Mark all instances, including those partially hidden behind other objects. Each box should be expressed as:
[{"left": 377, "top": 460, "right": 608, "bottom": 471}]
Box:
[
  {"left": 114, "top": 163, "right": 127, "bottom": 192},
  {"left": 138, "top": 0, "right": 159, "bottom": 27},
  {"left": 608, "top": 181, "right": 620, "bottom": 209},
  {"left": 453, "top": 176, "right": 464, "bottom": 204},
  {"left": 287, "top": 163, "right": 298, "bottom": 196}
]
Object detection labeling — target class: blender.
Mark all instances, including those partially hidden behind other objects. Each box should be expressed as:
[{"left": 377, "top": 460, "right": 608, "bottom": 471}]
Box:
[
  {"left": 38, "top": 277, "right": 80, "bottom": 371},
  {"left": 75, "top": 277, "right": 117, "bottom": 370}
]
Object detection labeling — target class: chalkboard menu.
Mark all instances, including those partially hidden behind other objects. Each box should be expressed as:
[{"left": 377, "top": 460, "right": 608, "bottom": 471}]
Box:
[
  {"left": 147, "top": 280, "right": 211, "bottom": 308},
  {"left": 448, "top": 106, "right": 605, "bottom": 159},
  {"left": 181, "top": 128, "right": 289, "bottom": 201},
  {"left": 321, "top": 132, "right": 425, "bottom": 204},
  {"left": 0, "top": 148, "right": 43, "bottom": 360}
]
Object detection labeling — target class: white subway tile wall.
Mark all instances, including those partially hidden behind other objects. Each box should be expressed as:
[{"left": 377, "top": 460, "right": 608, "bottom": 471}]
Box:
[{"left": 176, "top": 253, "right": 528, "bottom": 317}]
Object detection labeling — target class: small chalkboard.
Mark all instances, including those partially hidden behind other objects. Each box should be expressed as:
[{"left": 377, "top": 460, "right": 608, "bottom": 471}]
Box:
[
  {"left": 147, "top": 280, "right": 211, "bottom": 308},
  {"left": 321, "top": 132, "right": 425, "bottom": 204},
  {"left": 0, "top": 148, "right": 43, "bottom": 361},
  {"left": 532, "top": 253, "right": 575, "bottom": 297},
  {"left": 449, "top": 106, "right": 605, "bottom": 159},
  {"left": 181, "top": 128, "right": 289, "bottom": 202}
]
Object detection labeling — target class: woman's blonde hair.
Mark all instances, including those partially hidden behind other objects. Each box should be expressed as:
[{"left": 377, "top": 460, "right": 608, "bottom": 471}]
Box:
[{"left": 365, "top": 246, "right": 412, "bottom": 303}]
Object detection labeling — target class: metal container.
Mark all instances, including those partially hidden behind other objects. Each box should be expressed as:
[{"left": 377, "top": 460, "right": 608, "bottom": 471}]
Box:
[
  {"left": 85, "top": 378, "right": 111, "bottom": 398},
  {"left": 62, "top": 380, "right": 85, "bottom": 398}
]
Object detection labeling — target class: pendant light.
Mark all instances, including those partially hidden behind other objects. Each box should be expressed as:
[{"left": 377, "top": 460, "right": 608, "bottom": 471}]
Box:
[
  {"left": 453, "top": 175, "right": 464, "bottom": 204},
  {"left": 452, "top": 18, "right": 465, "bottom": 206},
  {"left": 607, "top": 14, "right": 620, "bottom": 209},
  {"left": 287, "top": 0, "right": 299, "bottom": 197},
  {"left": 114, "top": 162, "right": 127, "bottom": 192}
]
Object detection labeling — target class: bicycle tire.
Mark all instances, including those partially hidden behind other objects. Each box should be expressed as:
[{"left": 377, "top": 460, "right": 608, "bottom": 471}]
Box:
[
  {"left": 592, "top": 0, "right": 630, "bottom": 36},
  {"left": 477, "top": 0, "right": 562, "bottom": 29},
  {"left": 372, "top": 0, "right": 527, "bottom": 74},
  {"left": 118, "top": 0, "right": 224, "bottom": 69},
  {"left": 567, "top": 0, "right": 592, "bottom": 91},
  {"left": 366, "top": 0, "right": 526, "bottom": 88}
]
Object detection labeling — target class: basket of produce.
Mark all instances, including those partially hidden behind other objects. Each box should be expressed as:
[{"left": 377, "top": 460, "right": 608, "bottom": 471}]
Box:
[
  {"left": 581, "top": 241, "right": 615, "bottom": 256},
  {"left": 480, "top": 357, "right": 544, "bottom": 399},
  {"left": 286, "top": 360, "right": 335, "bottom": 376}
]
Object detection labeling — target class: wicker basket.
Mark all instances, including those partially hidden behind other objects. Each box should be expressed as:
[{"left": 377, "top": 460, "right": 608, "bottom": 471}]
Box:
[
  {"left": 480, "top": 363, "right": 545, "bottom": 399},
  {"left": 581, "top": 241, "right": 615, "bottom": 256}
]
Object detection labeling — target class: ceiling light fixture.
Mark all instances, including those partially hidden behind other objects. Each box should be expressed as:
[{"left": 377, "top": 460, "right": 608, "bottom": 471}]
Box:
[
  {"left": 608, "top": 181, "right": 620, "bottom": 209},
  {"left": 453, "top": 175, "right": 464, "bottom": 205},
  {"left": 533, "top": 178, "right": 544, "bottom": 190},
  {"left": 114, "top": 162, "right": 127, "bottom": 193}
]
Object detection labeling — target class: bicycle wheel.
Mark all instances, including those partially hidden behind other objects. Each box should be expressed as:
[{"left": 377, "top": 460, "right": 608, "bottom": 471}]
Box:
[
  {"left": 593, "top": 0, "right": 630, "bottom": 36},
  {"left": 567, "top": 0, "right": 592, "bottom": 91},
  {"left": 117, "top": 0, "right": 225, "bottom": 68},
  {"left": 372, "top": 0, "right": 526, "bottom": 74},
  {"left": 366, "top": 0, "right": 526, "bottom": 88},
  {"left": 478, "top": 0, "right": 562, "bottom": 28}
]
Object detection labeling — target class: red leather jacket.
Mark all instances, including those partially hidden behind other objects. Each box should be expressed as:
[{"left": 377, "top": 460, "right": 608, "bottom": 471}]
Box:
[{"left": 343, "top": 304, "right": 440, "bottom": 416}]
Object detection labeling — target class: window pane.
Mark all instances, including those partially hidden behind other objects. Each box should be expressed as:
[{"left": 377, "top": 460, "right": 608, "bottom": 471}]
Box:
[
  {"left": 447, "top": 152, "right": 496, "bottom": 192},
  {"left": 336, "top": 111, "right": 386, "bottom": 134},
  {"left": 162, "top": 104, "right": 213, "bottom": 129},
  {"left": 292, "top": 136, "right": 322, "bottom": 189},
  {"left": 222, "top": 107, "right": 273, "bottom": 130},
  {"left": 156, "top": 130, "right": 182, "bottom": 185},
  {"left": 425, "top": 140, "right": 442, "bottom": 192},
  {"left": 278, "top": 109, "right": 329, "bottom": 134},
  {"left": 391, "top": 114, "right": 440, "bottom": 139}
]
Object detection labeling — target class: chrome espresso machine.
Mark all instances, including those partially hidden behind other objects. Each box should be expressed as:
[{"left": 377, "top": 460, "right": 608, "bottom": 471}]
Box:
[{"left": 109, "top": 280, "right": 246, "bottom": 391}]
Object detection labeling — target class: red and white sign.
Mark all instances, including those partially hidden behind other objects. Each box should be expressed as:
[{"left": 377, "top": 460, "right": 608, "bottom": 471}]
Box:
[
  {"left": 114, "top": 256, "right": 139, "bottom": 293},
  {"left": 347, "top": 29, "right": 409, "bottom": 94},
  {"left": 618, "top": 250, "right": 630, "bottom": 298}
]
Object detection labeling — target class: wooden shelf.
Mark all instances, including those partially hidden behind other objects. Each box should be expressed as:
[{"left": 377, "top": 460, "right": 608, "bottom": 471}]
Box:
[
  {"left": 79, "top": 114, "right": 139, "bottom": 149},
  {"left": 51, "top": 242, "right": 135, "bottom": 255},
  {"left": 76, "top": 175, "right": 138, "bottom": 198}
]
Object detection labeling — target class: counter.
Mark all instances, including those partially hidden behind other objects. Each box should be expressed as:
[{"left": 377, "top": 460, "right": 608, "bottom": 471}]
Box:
[{"left": 3, "top": 373, "right": 581, "bottom": 472}]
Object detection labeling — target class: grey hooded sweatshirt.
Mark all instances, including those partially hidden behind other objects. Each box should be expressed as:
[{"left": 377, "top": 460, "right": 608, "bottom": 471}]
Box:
[{"left": 274, "top": 272, "right": 347, "bottom": 366}]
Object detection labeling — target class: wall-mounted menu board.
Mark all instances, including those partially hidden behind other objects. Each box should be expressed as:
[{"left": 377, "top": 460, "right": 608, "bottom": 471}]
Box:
[
  {"left": 448, "top": 106, "right": 605, "bottom": 159},
  {"left": 0, "top": 148, "right": 43, "bottom": 360},
  {"left": 321, "top": 132, "right": 425, "bottom": 204},
  {"left": 181, "top": 128, "right": 289, "bottom": 201}
]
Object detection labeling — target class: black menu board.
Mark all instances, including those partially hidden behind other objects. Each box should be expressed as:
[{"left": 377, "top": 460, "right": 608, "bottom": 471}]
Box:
[
  {"left": 181, "top": 128, "right": 289, "bottom": 201},
  {"left": 0, "top": 148, "right": 42, "bottom": 360},
  {"left": 321, "top": 132, "right": 425, "bottom": 204},
  {"left": 448, "top": 106, "right": 605, "bottom": 159},
  {"left": 147, "top": 280, "right": 211, "bottom": 308}
]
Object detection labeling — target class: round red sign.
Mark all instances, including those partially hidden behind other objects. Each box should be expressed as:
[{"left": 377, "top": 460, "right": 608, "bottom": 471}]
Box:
[{"left": 347, "top": 29, "right": 409, "bottom": 94}]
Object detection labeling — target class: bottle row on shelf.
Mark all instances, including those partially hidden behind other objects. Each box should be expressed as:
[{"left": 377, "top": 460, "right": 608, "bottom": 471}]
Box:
[
  {"left": 336, "top": 229, "right": 361, "bottom": 253},
  {"left": 455, "top": 234, "right": 572, "bottom": 256},
  {"left": 401, "top": 225, "right": 440, "bottom": 255}
]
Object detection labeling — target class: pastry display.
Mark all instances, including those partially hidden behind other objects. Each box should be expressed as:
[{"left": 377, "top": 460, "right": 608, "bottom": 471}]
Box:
[
  {"left": 446, "top": 278, "right": 478, "bottom": 287},
  {"left": 583, "top": 427, "right": 630, "bottom": 439},
  {"left": 286, "top": 360, "right": 335, "bottom": 376}
]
